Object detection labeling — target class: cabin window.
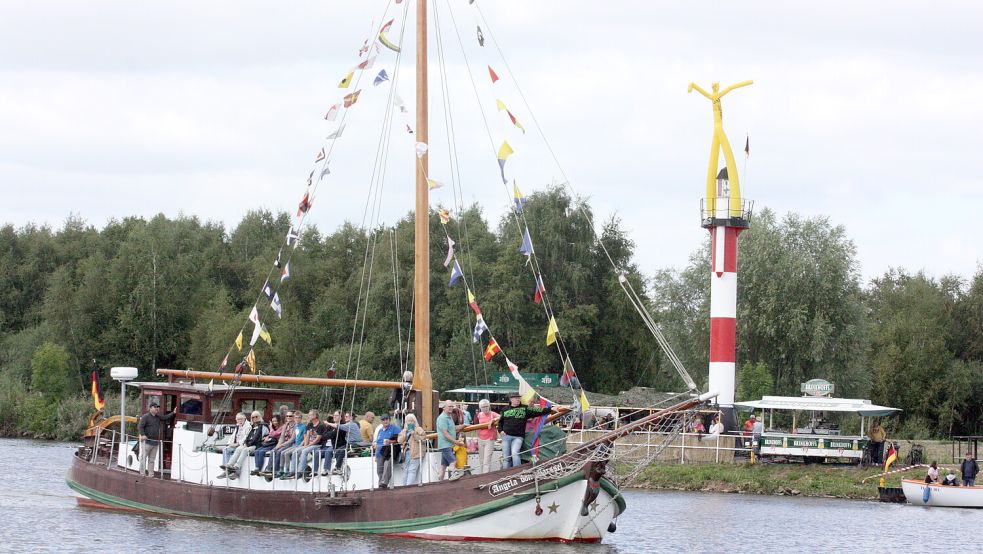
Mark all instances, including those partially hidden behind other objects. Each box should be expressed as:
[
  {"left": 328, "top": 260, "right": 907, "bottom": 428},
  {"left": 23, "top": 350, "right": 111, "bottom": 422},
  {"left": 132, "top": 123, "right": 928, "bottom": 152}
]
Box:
[
  {"left": 239, "top": 399, "right": 268, "bottom": 417},
  {"left": 144, "top": 394, "right": 162, "bottom": 411},
  {"left": 210, "top": 397, "right": 231, "bottom": 416},
  {"left": 180, "top": 395, "right": 203, "bottom": 415}
]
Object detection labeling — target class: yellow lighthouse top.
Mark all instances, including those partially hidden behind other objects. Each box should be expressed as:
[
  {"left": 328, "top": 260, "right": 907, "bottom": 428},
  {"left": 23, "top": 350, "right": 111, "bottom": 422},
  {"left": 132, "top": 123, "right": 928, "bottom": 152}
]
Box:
[{"left": 688, "top": 80, "right": 752, "bottom": 218}]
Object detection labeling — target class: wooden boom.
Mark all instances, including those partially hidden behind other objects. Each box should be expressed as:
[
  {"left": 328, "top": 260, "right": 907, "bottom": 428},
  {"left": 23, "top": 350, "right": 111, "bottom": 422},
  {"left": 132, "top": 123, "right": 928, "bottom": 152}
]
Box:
[{"left": 156, "top": 369, "right": 403, "bottom": 389}]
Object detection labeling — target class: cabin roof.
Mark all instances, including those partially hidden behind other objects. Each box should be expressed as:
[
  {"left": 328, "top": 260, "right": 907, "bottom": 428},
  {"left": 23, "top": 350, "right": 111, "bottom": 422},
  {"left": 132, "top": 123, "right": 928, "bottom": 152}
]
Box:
[{"left": 130, "top": 381, "right": 302, "bottom": 396}]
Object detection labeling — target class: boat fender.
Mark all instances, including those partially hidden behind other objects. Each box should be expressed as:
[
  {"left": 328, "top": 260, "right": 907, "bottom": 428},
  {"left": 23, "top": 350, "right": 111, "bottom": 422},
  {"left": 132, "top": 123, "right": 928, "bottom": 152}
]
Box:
[
  {"left": 922, "top": 486, "right": 931, "bottom": 503},
  {"left": 608, "top": 521, "right": 617, "bottom": 533}
]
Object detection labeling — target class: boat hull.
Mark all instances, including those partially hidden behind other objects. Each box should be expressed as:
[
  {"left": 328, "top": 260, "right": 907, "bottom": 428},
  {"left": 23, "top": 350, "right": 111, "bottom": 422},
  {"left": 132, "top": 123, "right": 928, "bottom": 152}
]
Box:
[
  {"left": 901, "top": 479, "right": 983, "bottom": 508},
  {"left": 67, "top": 453, "right": 622, "bottom": 542}
]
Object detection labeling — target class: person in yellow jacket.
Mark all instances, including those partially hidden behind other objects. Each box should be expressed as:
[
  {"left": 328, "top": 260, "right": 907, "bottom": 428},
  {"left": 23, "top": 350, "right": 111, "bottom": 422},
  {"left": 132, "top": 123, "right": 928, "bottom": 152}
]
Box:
[{"left": 868, "top": 422, "right": 886, "bottom": 464}]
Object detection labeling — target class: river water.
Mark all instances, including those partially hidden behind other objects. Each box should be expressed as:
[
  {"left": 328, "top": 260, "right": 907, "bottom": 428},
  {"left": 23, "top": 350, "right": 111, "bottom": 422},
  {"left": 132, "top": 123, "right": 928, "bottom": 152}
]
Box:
[{"left": 0, "top": 439, "right": 976, "bottom": 553}]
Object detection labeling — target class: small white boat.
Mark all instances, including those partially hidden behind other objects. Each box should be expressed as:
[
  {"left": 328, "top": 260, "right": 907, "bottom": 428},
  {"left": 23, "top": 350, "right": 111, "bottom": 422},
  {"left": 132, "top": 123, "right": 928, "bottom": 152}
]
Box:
[{"left": 901, "top": 479, "right": 983, "bottom": 508}]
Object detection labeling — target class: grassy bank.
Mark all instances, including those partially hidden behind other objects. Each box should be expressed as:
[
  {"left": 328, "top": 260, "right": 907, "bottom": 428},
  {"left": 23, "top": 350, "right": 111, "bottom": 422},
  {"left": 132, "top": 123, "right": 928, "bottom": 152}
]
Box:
[{"left": 625, "top": 463, "right": 930, "bottom": 500}]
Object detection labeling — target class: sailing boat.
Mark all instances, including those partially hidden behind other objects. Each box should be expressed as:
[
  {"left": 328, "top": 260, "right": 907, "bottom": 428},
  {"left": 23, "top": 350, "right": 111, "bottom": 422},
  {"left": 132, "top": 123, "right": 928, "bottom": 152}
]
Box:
[{"left": 66, "top": 0, "right": 716, "bottom": 542}]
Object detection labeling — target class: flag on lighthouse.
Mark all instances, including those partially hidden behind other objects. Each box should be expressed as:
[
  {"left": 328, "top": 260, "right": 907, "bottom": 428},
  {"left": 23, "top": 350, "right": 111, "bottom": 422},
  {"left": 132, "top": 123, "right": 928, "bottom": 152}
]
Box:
[{"left": 483, "top": 338, "right": 501, "bottom": 361}]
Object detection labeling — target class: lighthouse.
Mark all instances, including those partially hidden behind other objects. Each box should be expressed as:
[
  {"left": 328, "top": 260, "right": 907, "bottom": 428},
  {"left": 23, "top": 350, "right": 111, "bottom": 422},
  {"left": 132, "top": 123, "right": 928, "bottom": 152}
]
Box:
[{"left": 688, "top": 80, "right": 753, "bottom": 430}]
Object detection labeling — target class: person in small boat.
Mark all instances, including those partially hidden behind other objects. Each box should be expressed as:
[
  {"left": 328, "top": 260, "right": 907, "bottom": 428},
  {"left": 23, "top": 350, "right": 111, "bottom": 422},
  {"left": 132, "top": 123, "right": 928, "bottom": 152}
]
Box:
[
  {"left": 296, "top": 409, "right": 329, "bottom": 479},
  {"left": 373, "top": 413, "right": 401, "bottom": 488},
  {"left": 398, "top": 413, "right": 427, "bottom": 485},
  {"left": 358, "top": 411, "right": 376, "bottom": 447},
  {"left": 925, "top": 461, "right": 940, "bottom": 484},
  {"left": 941, "top": 471, "right": 960, "bottom": 486},
  {"left": 476, "top": 399, "right": 500, "bottom": 474},
  {"left": 278, "top": 412, "right": 310, "bottom": 479},
  {"left": 251, "top": 414, "right": 282, "bottom": 476},
  {"left": 498, "top": 392, "right": 550, "bottom": 469},
  {"left": 221, "top": 412, "right": 251, "bottom": 469},
  {"left": 137, "top": 401, "right": 177, "bottom": 476},
  {"left": 263, "top": 410, "right": 297, "bottom": 475},
  {"left": 960, "top": 452, "right": 979, "bottom": 486},
  {"left": 436, "top": 401, "right": 465, "bottom": 480},
  {"left": 221, "top": 411, "right": 266, "bottom": 479}
]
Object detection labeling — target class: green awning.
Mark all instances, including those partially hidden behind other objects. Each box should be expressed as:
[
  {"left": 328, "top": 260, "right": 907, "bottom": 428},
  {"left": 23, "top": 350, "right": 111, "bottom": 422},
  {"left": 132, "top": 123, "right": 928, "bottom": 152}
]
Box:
[{"left": 733, "top": 395, "right": 900, "bottom": 417}]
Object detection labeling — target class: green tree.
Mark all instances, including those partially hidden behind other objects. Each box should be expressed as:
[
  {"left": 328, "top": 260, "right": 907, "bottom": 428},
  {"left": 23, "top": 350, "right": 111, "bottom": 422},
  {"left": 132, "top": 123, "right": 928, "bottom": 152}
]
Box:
[
  {"left": 737, "top": 361, "right": 773, "bottom": 401},
  {"left": 30, "top": 342, "right": 72, "bottom": 398}
]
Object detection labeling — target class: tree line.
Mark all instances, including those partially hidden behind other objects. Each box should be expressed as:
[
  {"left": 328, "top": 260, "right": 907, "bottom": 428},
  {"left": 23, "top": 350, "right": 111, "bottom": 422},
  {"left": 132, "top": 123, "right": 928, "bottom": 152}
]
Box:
[{"left": 1, "top": 191, "right": 980, "bottom": 439}]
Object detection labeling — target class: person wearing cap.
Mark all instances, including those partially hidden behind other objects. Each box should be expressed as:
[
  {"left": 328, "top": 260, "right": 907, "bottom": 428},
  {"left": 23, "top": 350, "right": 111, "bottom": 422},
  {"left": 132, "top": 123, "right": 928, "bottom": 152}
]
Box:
[
  {"left": 372, "top": 413, "right": 401, "bottom": 488},
  {"left": 436, "top": 401, "right": 465, "bottom": 480},
  {"left": 137, "top": 401, "right": 176, "bottom": 476},
  {"left": 960, "top": 452, "right": 979, "bottom": 486},
  {"left": 497, "top": 392, "right": 549, "bottom": 469}
]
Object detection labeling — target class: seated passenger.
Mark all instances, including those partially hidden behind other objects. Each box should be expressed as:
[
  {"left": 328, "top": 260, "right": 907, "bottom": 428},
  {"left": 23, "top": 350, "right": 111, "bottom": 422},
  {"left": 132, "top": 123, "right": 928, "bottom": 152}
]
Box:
[
  {"left": 941, "top": 471, "right": 960, "bottom": 486},
  {"left": 925, "top": 461, "right": 939, "bottom": 484},
  {"left": 278, "top": 413, "right": 310, "bottom": 479},
  {"left": 251, "top": 414, "right": 282, "bottom": 475},
  {"left": 220, "top": 411, "right": 266, "bottom": 479},
  {"left": 222, "top": 412, "right": 251, "bottom": 468},
  {"left": 296, "top": 410, "right": 329, "bottom": 479},
  {"left": 323, "top": 411, "right": 349, "bottom": 474},
  {"left": 264, "top": 411, "right": 296, "bottom": 475}
]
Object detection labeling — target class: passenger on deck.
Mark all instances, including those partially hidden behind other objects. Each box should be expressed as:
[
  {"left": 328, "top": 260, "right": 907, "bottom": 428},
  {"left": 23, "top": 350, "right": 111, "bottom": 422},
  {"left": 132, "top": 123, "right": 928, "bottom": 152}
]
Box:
[
  {"left": 320, "top": 412, "right": 348, "bottom": 475},
  {"left": 278, "top": 404, "right": 290, "bottom": 423},
  {"left": 221, "top": 411, "right": 266, "bottom": 479},
  {"left": 358, "top": 411, "right": 376, "bottom": 447},
  {"left": 398, "top": 413, "right": 427, "bottom": 485},
  {"left": 264, "top": 410, "right": 296, "bottom": 475},
  {"left": 278, "top": 412, "right": 309, "bottom": 479},
  {"left": 251, "top": 414, "right": 282, "bottom": 475},
  {"left": 137, "top": 401, "right": 177, "bottom": 476},
  {"left": 373, "top": 413, "right": 401, "bottom": 488},
  {"left": 297, "top": 410, "right": 329, "bottom": 479},
  {"left": 707, "top": 414, "right": 725, "bottom": 437},
  {"left": 925, "top": 461, "right": 940, "bottom": 484},
  {"left": 941, "top": 471, "right": 960, "bottom": 486},
  {"left": 476, "top": 399, "right": 500, "bottom": 474},
  {"left": 221, "top": 412, "right": 251, "bottom": 469},
  {"left": 498, "top": 392, "right": 549, "bottom": 469},
  {"left": 436, "top": 401, "right": 464, "bottom": 480},
  {"left": 341, "top": 412, "right": 362, "bottom": 451}
]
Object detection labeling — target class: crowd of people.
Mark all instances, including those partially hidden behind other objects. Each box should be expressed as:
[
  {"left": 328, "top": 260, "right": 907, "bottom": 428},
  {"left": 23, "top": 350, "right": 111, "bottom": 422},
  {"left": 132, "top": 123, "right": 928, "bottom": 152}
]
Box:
[{"left": 924, "top": 454, "right": 979, "bottom": 487}]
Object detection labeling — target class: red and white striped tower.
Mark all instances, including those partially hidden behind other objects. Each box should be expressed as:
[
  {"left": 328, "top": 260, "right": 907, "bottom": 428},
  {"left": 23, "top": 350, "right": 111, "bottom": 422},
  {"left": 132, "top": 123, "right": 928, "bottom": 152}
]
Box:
[{"left": 704, "top": 167, "right": 750, "bottom": 429}]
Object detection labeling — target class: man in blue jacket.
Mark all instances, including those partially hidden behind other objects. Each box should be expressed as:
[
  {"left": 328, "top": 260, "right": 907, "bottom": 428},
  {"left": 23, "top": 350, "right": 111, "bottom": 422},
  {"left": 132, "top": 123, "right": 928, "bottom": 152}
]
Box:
[
  {"left": 373, "top": 413, "right": 401, "bottom": 488},
  {"left": 961, "top": 452, "right": 979, "bottom": 486}
]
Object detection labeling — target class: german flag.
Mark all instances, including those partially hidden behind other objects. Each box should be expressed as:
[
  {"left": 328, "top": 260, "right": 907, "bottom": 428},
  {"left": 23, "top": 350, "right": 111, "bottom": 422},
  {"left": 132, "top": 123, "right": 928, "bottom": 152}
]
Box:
[
  {"left": 91, "top": 370, "right": 105, "bottom": 411},
  {"left": 884, "top": 443, "right": 897, "bottom": 471}
]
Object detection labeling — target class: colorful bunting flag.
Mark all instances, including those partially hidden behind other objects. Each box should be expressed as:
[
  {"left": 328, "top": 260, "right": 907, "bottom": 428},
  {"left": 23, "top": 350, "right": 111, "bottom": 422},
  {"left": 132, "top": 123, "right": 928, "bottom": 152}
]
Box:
[
  {"left": 438, "top": 208, "right": 451, "bottom": 225},
  {"left": 533, "top": 275, "right": 545, "bottom": 305},
  {"left": 519, "top": 227, "right": 534, "bottom": 263},
  {"left": 427, "top": 178, "right": 444, "bottom": 190},
  {"left": 320, "top": 164, "right": 331, "bottom": 180},
  {"left": 483, "top": 338, "right": 501, "bottom": 361},
  {"left": 488, "top": 65, "right": 499, "bottom": 83},
  {"left": 560, "top": 356, "right": 579, "bottom": 387},
  {"left": 497, "top": 141, "right": 513, "bottom": 184},
  {"left": 449, "top": 260, "right": 464, "bottom": 286},
  {"left": 358, "top": 39, "right": 370, "bottom": 57},
  {"left": 235, "top": 331, "right": 243, "bottom": 352},
  {"left": 338, "top": 71, "right": 354, "bottom": 88},
  {"left": 373, "top": 69, "right": 389, "bottom": 86},
  {"left": 297, "top": 190, "right": 312, "bottom": 216},
  {"left": 280, "top": 262, "right": 291, "bottom": 283},
  {"left": 326, "top": 124, "right": 346, "bottom": 139},
  {"left": 208, "top": 378, "right": 214, "bottom": 392},
  {"left": 477, "top": 26, "right": 485, "bottom": 47},
  {"left": 219, "top": 354, "right": 228, "bottom": 371},
  {"left": 496, "top": 99, "right": 525, "bottom": 133},
  {"left": 579, "top": 389, "right": 591, "bottom": 413},
  {"left": 249, "top": 306, "right": 262, "bottom": 346},
  {"left": 306, "top": 169, "right": 314, "bottom": 187},
  {"left": 246, "top": 349, "right": 257, "bottom": 373},
  {"left": 394, "top": 94, "right": 408, "bottom": 113},
  {"left": 415, "top": 142, "right": 429, "bottom": 158},
  {"left": 286, "top": 228, "right": 299, "bottom": 247},
  {"left": 91, "top": 370, "right": 105, "bottom": 410},
  {"left": 443, "top": 236, "right": 455, "bottom": 268},
  {"left": 315, "top": 148, "right": 325, "bottom": 162},
  {"left": 506, "top": 358, "right": 538, "bottom": 405},
  {"left": 513, "top": 182, "right": 526, "bottom": 214},
  {"left": 262, "top": 281, "right": 273, "bottom": 298},
  {"left": 259, "top": 325, "right": 272, "bottom": 346},
  {"left": 467, "top": 288, "right": 480, "bottom": 315},
  {"left": 343, "top": 90, "right": 361, "bottom": 108},
  {"left": 270, "top": 293, "right": 282, "bottom": 319},
  {"left": 273, "top": 252, "right": 281, "bottom": 269},
  {"left": 324, "top": 104, "right": 340, "bottom": 121},
  {"left": 472, "top": 315, "right": 488, "bottom": 343},
  {"left": 546, "top": 316, "right": 558, "bottom": 346},
  {"left": 356, "top": 56, "right": 376, "bottom": 70}
]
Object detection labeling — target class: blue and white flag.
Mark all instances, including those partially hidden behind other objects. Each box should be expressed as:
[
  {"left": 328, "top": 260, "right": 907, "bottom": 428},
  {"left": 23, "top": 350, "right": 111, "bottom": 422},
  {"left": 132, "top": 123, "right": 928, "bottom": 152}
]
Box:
[
  {"left": 449, "top": 260, "right": 464, "bottom": 286},
  {"left": 373, "top": 69, "right": 389, "bottom": 86},
  {"left": 270, "top": 293, "right": 283, "bottom": 319},
  {"left": 472, "top": 315, "right": 488, "bottom": 343},
  {"left": 262, "top": 280, "right": 273, "bottom": 298},
  {"left": 519, "top": 227, "right": 534, "bottom": 264}
]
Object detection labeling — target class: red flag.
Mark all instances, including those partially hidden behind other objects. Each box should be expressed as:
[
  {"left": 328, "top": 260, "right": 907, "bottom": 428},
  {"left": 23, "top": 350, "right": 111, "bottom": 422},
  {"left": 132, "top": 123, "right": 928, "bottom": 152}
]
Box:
[
  {"left": 483, "top": 338, "right": 501, "bottom": 361},
  {"left": 91, "top": 370, "right": 105, "bottom": 410},
  {"left": 297, "top": 190, "right": 312, "bottom": 216},
  {"left": 488, "top": 65, "right": 499, "bottom": 83},
  {"left": 533, "top": 276, "right": 545, "bottom": 305},
  {"left": 343, "top": 90, "right": 361, "bottom": 108},
  {"left": 315, "top": 148, "right": 325, "bottom": 162}
]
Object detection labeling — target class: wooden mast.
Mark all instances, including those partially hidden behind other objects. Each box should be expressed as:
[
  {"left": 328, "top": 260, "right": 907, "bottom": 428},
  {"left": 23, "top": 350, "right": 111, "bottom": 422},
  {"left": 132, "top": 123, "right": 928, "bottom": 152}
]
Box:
[{"left": 412, "top": 0, "right": 433, "bottom": 429}]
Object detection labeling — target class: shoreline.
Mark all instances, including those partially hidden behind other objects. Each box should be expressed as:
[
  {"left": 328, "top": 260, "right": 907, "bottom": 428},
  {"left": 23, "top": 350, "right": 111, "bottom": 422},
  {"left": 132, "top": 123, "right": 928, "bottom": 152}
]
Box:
[{"left": 619, "top": 462, "right": 929, "bottom": 501}]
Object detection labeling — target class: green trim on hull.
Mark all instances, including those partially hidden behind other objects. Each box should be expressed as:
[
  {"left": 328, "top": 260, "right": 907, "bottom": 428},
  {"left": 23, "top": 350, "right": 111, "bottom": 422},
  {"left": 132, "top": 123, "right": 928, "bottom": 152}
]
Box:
[{"left": 66, "top": 473, "right": 625, "bottom": 534}]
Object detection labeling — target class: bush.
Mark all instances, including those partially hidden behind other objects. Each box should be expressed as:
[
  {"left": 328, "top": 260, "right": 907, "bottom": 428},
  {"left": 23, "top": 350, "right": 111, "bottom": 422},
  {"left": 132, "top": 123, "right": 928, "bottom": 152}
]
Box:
[{"left": 30, "top": 342, "right": 72, "bottom": 398}]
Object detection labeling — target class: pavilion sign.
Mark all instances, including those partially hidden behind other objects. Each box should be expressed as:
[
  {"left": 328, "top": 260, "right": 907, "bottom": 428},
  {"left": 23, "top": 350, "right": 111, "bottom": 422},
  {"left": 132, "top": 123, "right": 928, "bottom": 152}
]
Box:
[{"left": 800, "top": 379, "right": 835, "bottom": 397}]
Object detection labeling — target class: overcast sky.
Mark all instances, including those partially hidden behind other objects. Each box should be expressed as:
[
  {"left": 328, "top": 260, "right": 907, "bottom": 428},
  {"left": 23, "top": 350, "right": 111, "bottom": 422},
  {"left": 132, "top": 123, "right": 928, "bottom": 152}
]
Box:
[{"left": 1, "top": 1, "right": 980, "bottom": 284}]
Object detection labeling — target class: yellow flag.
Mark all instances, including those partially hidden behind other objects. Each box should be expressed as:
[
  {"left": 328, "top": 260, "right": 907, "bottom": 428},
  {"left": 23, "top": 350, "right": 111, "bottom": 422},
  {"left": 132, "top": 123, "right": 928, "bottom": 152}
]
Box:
[
  {"left": 497, "top": 140, "right": 514, "bottom": 161},
  {"left": 546, "top": 316, "right": 558, "bottom": 346},
  {"left": 246, "top": 349, "right": 257, "bottom": 374},
  {"left": 579, "top": 389, "right": 591, "bottom": 413},
  {"left": 235, "top": 331, "right": 243, "bottom": 352},
  {"left": 495, "top": 98, "right": 507, "bottom": 111},
  {"left": 259, "top": 325, "right": 272, "bottom": 346},
  {"left": 427, "top": 178, "right": 444, "bottom": 190},
  {"left": 338, "top": 70, "right": 354, "bottom": 88},
  {"left": 467, "top": 288, "right": 476, "bottom": 305}
]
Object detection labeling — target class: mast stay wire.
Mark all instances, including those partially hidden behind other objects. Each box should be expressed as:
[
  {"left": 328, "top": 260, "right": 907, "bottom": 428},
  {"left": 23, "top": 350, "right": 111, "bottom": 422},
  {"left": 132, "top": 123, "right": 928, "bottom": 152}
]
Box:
[{"left": 472, "top": 4, "right": 698, "bottom": 392}]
